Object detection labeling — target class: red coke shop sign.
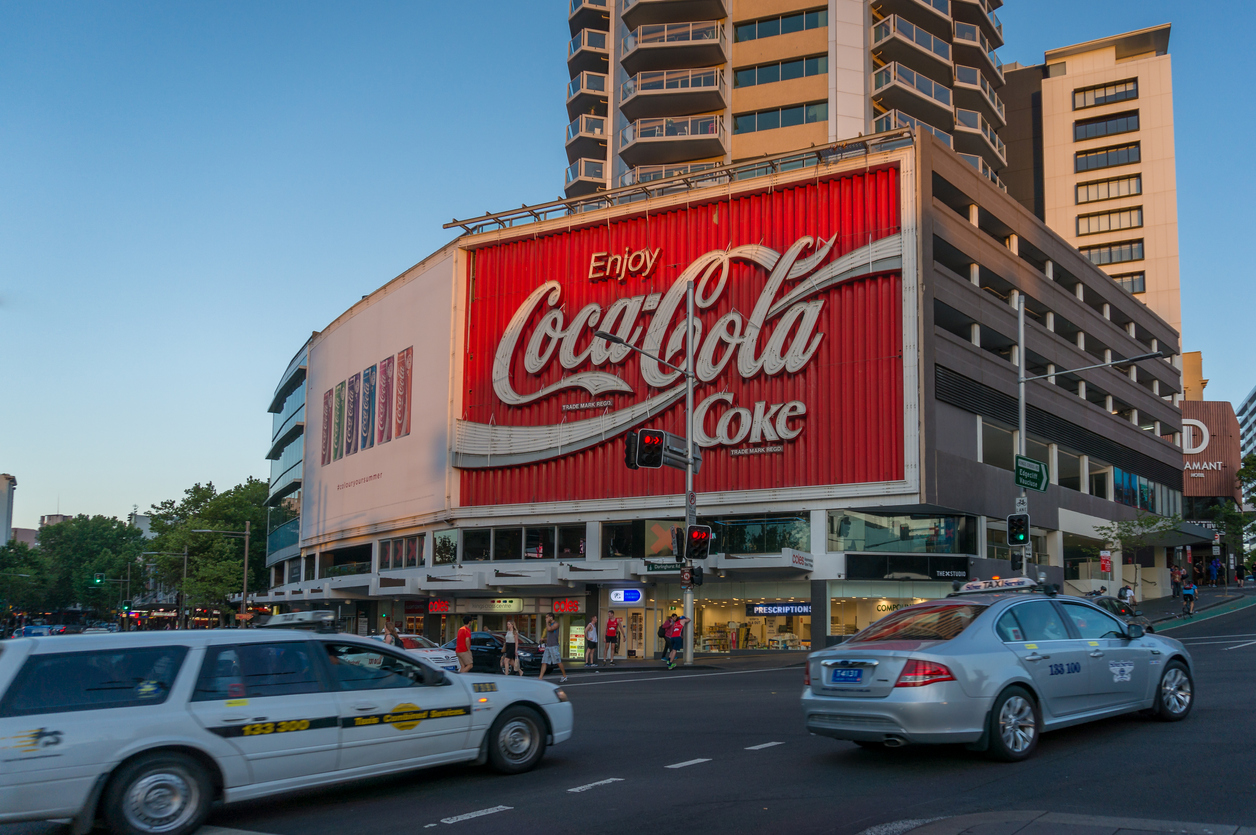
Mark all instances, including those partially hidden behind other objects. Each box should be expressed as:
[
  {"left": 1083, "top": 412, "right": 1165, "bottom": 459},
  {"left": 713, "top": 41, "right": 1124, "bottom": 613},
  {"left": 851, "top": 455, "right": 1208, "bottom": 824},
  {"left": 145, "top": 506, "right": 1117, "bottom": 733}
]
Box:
[{"left": 457, "top": 167, "right": 908, "bottom": 506}]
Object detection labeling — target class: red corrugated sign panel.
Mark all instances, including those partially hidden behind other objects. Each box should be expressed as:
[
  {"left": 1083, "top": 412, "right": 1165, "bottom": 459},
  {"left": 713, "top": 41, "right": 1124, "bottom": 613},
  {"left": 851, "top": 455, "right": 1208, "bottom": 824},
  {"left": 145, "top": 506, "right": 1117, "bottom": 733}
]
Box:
[{"left": 458, "top": 166, "right": 904, "bottom": 506}]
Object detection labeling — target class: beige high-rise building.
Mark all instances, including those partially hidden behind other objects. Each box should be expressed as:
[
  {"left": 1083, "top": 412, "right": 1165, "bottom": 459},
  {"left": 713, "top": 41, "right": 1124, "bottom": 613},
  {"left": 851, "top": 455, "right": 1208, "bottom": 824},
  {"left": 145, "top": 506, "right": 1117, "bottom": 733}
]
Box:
[
  {"left": 1002, "top": 25, "right": 1181, "bottom": 336},
  {"left": 564, "top": 0, "right": 1008, "bottom": 197}
]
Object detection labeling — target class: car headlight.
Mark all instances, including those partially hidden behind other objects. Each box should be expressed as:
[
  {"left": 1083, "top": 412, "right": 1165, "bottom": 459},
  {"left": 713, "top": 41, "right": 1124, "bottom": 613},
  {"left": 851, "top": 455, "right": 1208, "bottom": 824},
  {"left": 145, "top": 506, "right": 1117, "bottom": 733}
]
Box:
[{"left": 555, "top": 688, "right": 568, "bottom": 702}]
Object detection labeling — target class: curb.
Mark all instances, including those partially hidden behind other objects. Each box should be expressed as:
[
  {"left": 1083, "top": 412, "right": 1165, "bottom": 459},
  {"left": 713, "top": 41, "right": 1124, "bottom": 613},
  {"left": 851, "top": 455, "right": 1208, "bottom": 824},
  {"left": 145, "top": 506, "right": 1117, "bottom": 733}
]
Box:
[{"left": 872, "top": 810, "right": 1256, "bottom": 835}]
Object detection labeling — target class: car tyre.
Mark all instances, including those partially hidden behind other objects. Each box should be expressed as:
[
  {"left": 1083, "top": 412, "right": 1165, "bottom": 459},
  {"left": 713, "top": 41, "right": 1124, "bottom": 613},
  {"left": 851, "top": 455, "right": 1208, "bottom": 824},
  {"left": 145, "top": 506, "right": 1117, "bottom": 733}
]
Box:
[
  {"left": 1152, "top": 660, "right": 1193, "bottom": 721},
  {"left": 987, "top": 686, "right": 1040, "bottom": 762},
  {"left": 487, "top": 705, "right": 547, "bottom": 774},
  {"left": 102, "top": 751, "right": 212, "bottom": 835}
]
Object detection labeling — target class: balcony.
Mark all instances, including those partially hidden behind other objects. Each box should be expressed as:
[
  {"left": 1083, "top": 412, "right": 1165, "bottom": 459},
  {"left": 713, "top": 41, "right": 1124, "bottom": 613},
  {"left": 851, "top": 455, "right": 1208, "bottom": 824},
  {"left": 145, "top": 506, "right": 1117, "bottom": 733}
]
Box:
[
  {"left": 622, "top": 0, "right": 728, "bottom": 29},
  {"left": 871, "top": 0, "right": 952, "bottom": 39},
  {"left": 619, "top": 161, "right": 721, "bottom": 187},
  {"left": 566, "top": 71, "right": 609, "bottom": 120},
  {"left": 621, "top": 67, "right": 726, "bottom": 120},
  {"left": 565, "top": 157, "right": 607, "bottom": 197},
  {"left": 954, "top": 107, "right": 1005, "bottom": 167},
  {"left": 568, "top": 0, "right": 609, "bottom": 35},
  {"left": 621, "top": 21, "right": 726, "bottom": 75},
  {"left": 952, "top": 21, "right": 1003, "bottom": 84},
  {"left": 959, "top": 152, "right": 1005, "bottom": 191},
  {"left": 871, "top": 61, "right": 954, "bottom": 127},
  {"left": 619, "top": 114, "right": 725, "bottom": 166},
  {"left": 872, "top": 15, "right": 953, "bottom": 82},
  {"left": 953, "top": 64, "right": 1005, "bottom": 127},
  {"left": 568, "top": 28, "right": 609, "bottom": 75},
  {"left": 565, "top": 114, "right": 608, "bottom": 161},
  {"left": 952, "top": 0, "right": 1003, "bottom": 48},
  {"left": 872, "top": 109, "right": 952, "bottom": 147}
]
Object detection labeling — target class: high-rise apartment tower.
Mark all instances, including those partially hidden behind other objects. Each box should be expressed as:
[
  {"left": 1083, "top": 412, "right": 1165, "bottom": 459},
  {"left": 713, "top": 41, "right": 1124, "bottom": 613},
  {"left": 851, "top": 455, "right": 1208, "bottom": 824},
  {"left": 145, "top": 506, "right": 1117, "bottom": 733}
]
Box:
[
  {"left": 1002, "top": 25, "right": 1181, "bottom": 336},
  {"left": 564, "top": 0, "right": 1008, "bottom": 197}
]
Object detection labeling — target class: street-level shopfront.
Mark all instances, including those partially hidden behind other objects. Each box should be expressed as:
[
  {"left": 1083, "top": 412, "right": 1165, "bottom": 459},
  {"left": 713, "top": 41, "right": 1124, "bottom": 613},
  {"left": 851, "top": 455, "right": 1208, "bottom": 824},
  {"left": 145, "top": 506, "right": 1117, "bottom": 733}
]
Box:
[{"left": 370, "top": 596, "right": 594, "bottom": 659}]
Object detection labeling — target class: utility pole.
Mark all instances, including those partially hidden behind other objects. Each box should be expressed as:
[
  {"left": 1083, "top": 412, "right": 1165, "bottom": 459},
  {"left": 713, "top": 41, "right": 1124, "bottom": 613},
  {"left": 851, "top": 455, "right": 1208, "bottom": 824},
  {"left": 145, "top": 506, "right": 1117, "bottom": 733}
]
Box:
[
  {"left": 1017, "top": 296, "right": 1029, "bottom": 576},
  {"left": 243, "top": 520, "right": 251, "bottom": 626},
  {"left": 683, "top": 280, "right": 696, "bottom": 666}
]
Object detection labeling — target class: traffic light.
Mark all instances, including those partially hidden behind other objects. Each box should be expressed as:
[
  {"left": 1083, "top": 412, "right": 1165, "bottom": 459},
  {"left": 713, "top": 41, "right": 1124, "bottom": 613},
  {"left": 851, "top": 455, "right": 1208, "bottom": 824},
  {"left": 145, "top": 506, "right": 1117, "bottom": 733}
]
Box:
[
  {"left": 685, "top": 525, "right": 714, "bottom": 561},
  {"left": 94, "top": 573, "right": 104, "bottom": 584},
  {"left": 692, "top": 565, "right": 704, "bottom": 586},
  {"left": 624, "top": 431, "right": 639, "bottom": 470},
  {"left": 636, "top": 429, "right": 666, "bottom": 468},
  {"left": 1007, "top": 514, "right": 1030, "bottom": 546}
]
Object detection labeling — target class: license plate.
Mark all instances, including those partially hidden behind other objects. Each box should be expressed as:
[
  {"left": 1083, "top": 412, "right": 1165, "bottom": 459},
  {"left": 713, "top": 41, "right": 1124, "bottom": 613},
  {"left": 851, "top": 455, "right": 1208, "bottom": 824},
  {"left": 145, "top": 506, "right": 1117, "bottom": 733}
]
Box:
[{"left": 830, "top": 668, "right": 863, "bottom": 684}]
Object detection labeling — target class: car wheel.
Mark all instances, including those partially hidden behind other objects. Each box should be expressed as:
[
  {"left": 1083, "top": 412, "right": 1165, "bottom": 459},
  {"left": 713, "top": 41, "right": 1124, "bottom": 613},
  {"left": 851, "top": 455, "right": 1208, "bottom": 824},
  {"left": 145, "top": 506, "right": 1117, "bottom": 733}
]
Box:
[
  {"left": 1152, "top": 660, "right": 1193, "bottom": 721},
  {"left": 102, "top": 751, "right": 212, "bottom": 835},
  {"left": 987, "top": 686, "right": 1040, "bottom": 762},
  {"left": 487, "top": 705, "right": 547, "bottom": 774}
]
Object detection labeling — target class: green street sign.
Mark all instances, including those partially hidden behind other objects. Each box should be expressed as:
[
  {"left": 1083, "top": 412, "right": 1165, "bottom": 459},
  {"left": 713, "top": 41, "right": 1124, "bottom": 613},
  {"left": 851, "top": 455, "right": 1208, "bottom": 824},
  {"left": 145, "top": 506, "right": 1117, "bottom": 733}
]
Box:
[
  {"left": 1015, "top": 455, "right": 1049, "bottom": 492},
  {"left": 645, "top": 561, "right": 685, "bottom": 572}
]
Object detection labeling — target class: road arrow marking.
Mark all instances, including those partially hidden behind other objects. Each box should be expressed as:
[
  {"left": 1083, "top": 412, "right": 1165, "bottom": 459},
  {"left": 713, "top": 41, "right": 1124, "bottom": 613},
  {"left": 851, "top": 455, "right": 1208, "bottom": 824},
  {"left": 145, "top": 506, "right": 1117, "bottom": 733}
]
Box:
[{"left": 568, "top": 778, "right": 625, "bottom": 792}]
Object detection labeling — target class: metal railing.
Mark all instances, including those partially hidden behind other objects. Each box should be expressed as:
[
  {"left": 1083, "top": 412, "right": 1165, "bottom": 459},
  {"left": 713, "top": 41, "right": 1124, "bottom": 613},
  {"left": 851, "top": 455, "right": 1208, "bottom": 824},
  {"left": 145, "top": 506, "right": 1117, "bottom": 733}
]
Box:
[
  {"left": 873, "top": 62, "right": 952, "bottom": 108},
  {"left": 620, "top": 114, "right": 723, "bottom": 146},
  {"left": 567, "top": 71, "right": 608, "bottom": 101},
  {"left": 568, "top": 29, "right": 608, "bottom": 58},
  {"left": 873, "top": 110, "right": 952, "bottom": 147},
  {"left": 954, "top": 65, "right": 1005, "bottom": 121},
  {"left": 570, "top": 0, "right": 608, "bottom": 14},
  {"left": 955, "top": 107, "right": 1006, "bottom": 160},
  {"left": 873, "top": 15, "right": 952, "bottom": 62},
  {"left": 622, "top": 67, "right": 723, "bottom": 101},
  {"left": 446, "top": 128, "right": 914, "bottom": 234},
  {"left": 623, "top": 20, "right": 723, "bottom": 55},
  {"left": 953, "top": 22, "right": 1002, "bottom": 79},
  {"left": 566, "top": 114, "right": 606, "bottom": 143},
  {"left": 565, "top": 158, "right": 606, "bottom": 184},
  {"left": 618, "top": 162, "right": 719, "bottom": 187}
]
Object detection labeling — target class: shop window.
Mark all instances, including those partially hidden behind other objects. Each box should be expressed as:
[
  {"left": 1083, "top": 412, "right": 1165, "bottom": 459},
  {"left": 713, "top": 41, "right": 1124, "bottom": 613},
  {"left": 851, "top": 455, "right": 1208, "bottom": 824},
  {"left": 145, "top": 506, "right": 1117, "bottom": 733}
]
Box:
[
  {"left": 406, "top": 536, "right": 421, "bottom": 567},
  {"left": 602, "top": 521, "right": 645, "bottom": 559},
  {"left": 708, "top": 514, "right": 809, "bottom": 555},
  {"left": 525, "top": 527, "right": 556, "bottom": 559},
  {"left": 556, "top": 525, "right": 585, "bottom": 558},
  {"left": 463, "top": 529, "right": 491, "bottom": 562},
  {"left": 433, "top": 529, "right": 457, "bottom": 565},
  {"left": 828, "top": 511, "right": 976, "bottom": 555},
  {"left": 493, "top": 527, "right": 523, "bottom": 561},
  {"left": 981, "top": 419, "right": 1015, "bottom": 471}
]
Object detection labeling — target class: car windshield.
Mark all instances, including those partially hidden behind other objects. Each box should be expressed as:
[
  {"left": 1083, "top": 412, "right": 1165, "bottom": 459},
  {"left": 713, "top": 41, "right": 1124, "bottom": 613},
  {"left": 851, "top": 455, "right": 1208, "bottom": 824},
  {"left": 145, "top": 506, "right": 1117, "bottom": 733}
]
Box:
[{"left": 850, "top": 603, "right": 987, "bottom": 643}]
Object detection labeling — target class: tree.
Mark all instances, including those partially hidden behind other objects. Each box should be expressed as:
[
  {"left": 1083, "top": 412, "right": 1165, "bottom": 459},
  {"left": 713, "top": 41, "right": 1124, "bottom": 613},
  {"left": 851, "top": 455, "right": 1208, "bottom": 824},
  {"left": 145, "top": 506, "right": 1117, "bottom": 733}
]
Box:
[
  {"left": 0, "top": 540, "right": 51, "bottom": 618},
  {"left": 1091, "top": 510, "right": 1183, "bottom": 565},
  {"left": 35, "top": 515, "right": 146, "bottom": 613}
]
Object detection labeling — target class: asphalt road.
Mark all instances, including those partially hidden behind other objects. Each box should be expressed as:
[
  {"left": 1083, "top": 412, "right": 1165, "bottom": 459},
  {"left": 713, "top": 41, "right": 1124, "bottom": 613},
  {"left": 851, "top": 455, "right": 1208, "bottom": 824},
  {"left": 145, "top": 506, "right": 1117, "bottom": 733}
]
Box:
[{"left": 7, "top": 600, "right": 1256, "bottom": 835}]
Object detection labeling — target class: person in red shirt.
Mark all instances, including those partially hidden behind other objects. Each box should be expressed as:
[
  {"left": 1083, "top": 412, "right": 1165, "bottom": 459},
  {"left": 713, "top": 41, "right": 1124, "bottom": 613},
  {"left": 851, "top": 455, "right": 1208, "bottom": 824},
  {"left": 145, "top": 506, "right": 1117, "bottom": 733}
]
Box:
[
  {"left": 455, "top": 615, "right": 474, "bottom": 673},
  {"left": 603, "top": 610, "right": 623, "bottom": 665},
  {"left": 666, "top": 614, "right": 690, "bottom": 670}
]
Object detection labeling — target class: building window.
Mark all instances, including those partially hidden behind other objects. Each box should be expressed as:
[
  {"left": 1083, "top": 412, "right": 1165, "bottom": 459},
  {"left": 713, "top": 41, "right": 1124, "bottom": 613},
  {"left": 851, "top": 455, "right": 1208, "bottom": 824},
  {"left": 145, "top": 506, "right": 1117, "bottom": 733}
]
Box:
[
  {"left": 378, "top": 535, "right": 422, "bottom": 569},
  {"left": 1076, "top": 174, "right": 1141, "bottom": 204},
  {"left": 1079, "top": 239, "right": 1143, "bottom": 266},
  {"left": 433, "top": 529, "right": 458, "bottom": 565},
  {"left": 1075, "top": 142, "right": 1140, "bottom": 173},
  {"left": 1111, "top": 272, "right": 1146, "bottom": 294},
  {"left": 462, "top": 529, "right": 491, "bottom": 562},
  {"left": 733, "top": 101, "right": 827, "bottom": 134},
  {"left": 734, "top": 55, "right": 827, "bottom": 88},
  {"left": 980, "top": 419, "right": 1015, "bottom": 471},
  {"left": 828, "top": 511, "right": 976, "bottom": 555},
  {"left": 1076, "top": 206, "right": 1143, "bottom": 236},
  {"left": 1074, "top": 110, "right": 1139, "bottom": 141},
  {"left": 734, "top": 8, "right": 827, "bottom": 42},
  {"left": 710, "top": 514, "right": 810, "bottom": 555},
  {"left": 1073, "top": 78, "right": 1138, "bottom": 110}
]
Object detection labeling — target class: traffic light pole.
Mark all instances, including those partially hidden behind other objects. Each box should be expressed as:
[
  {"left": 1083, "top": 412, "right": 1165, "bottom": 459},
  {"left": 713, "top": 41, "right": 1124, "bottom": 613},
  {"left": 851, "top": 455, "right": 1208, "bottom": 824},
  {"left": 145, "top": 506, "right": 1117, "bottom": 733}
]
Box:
[
  {"left": 1018, "top": 296, "right": 1028, "bottom": 576},
  {"left": 683, "top": 280, "right": 696, "bottom": 667}
]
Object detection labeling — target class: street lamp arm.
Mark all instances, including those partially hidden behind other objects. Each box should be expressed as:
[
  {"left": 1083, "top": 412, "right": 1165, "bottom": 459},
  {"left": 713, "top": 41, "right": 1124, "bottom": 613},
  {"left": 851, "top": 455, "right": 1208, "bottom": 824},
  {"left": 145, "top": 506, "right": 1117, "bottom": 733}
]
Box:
[
  {"left": 1021, "top": 351, "right": 1166, "bottom": 384},
  {"left": 191, "top": 529, "right": 247, "bottom": 538},
  {"left": 593, "top": 331, "right": 693, "bottom": 378}
]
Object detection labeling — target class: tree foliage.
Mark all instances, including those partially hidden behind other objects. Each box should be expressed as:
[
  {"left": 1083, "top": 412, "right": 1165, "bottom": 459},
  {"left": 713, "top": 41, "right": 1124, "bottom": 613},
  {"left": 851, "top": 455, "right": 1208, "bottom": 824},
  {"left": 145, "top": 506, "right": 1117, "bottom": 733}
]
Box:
[
  {"left": 35, "top": 515, "right": 146, "bottom": 611},
  {"left": 1091, "top": 510, "right": 1183, "bottom": 561}
]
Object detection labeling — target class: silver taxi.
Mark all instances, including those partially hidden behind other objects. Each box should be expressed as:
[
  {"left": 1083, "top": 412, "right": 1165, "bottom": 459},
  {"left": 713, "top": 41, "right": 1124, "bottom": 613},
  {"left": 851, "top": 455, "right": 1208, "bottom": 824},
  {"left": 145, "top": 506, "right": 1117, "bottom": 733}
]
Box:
[
  {"left": 0, "top": 629, "right": 573, "bottom": 835},
  {"left": 802, "top": 578, "right": 1192, "bottom": 761}
]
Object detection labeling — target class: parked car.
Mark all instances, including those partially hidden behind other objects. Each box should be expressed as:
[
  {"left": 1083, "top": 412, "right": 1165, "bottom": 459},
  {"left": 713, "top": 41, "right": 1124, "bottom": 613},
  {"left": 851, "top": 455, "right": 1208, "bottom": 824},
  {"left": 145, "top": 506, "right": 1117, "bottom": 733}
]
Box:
[
  {"left": 1090, "top": 596, "right": 1155, "bottom": 633},
  {"left": 802, "top": 577, "right": 1193, "bottom": 761},
  {"left": 369, "top": 633, "right": 460, "bottom": 672},
  {"left": 442, "top": 631, "right": 545, "bottom": 675},
  {"left": 0, "top": 629, "right": 573, "bottom": 835}
]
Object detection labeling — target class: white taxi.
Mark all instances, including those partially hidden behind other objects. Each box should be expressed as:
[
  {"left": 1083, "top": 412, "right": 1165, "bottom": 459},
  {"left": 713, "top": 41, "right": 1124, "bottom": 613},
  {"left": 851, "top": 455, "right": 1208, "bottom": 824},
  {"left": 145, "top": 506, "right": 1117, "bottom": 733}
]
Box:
[{"left": 0, "top": 630, "right": 573, "bottom": 835}]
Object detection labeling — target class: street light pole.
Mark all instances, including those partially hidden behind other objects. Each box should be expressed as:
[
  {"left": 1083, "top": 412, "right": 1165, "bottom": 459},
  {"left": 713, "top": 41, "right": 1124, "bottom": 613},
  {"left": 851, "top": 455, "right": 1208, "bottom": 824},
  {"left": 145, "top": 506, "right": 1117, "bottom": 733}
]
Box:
[{"left": 192, "top": 523, "right": 253, "bottom": 627}]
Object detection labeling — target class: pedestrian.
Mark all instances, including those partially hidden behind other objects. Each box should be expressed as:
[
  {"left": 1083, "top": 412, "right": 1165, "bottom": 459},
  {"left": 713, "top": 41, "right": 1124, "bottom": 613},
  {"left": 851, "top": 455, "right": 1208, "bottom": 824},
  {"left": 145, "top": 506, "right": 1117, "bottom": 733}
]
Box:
[
  {"left": 380, "top": 615, "right": 400, "bottom": 646},
  {"left": 1170, "top": 565, "right": 1183, "bottom": 599},
  {"left": 603, "top": 610, "right": 623, "bottom": 665},
  {"left": 1238, "top": 563, "right": 1247, "bottom": 585},
  {"left": 1208, "top": 558, "right": 1219, "bottom": 587},
  {"left": 455, "top": 615, "right": 474, "bottom": 673},
  {"left": 666, "top": 613, "right": 690, "bottom": 670},
  {"left": 538, "top": 613, "right": 567, "bottom": 683},
  {"left": 584, "top": 615, "right": 599, "bottom": 667},
  {"left": 658, "top": 614, "right": 674, "bottom": 662},
  {"left": 1193, "top": 560, "right": 1203, "bottom": 587},
  {"left": 501, "top": 619, "right": 523, "bottom": 676}
]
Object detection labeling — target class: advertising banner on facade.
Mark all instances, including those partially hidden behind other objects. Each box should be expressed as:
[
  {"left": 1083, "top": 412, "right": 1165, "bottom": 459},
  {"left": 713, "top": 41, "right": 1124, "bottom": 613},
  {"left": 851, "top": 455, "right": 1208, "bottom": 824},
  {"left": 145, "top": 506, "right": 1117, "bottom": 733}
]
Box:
[{"left": 456, "top": 166, "right": 908, "bottom": 506}]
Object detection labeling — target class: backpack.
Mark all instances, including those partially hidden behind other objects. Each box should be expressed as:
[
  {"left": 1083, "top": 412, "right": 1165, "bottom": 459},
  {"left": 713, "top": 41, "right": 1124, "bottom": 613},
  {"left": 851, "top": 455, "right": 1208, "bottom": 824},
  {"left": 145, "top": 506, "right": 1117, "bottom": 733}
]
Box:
[{"left": 658, "top": 623, "right": 668, "bottom": 638}]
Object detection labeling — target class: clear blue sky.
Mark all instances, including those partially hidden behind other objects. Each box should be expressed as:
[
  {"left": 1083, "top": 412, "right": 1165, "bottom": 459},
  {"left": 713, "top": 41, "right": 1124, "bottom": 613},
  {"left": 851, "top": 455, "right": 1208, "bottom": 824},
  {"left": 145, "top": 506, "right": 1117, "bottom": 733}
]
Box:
[{"left": 2, "top": 1, "right": 1251, "bottom": 529}]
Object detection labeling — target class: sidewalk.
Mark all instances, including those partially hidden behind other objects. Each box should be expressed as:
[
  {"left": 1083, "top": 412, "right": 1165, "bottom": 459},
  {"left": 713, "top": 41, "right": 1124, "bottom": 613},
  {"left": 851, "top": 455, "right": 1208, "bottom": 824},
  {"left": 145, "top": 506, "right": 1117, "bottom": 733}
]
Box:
[
  {"left": 866, "top": 810, "right": 1256, "bottom": 835},
  {"left": 556, "top": 650, "right": 806, "bottom": 676}
]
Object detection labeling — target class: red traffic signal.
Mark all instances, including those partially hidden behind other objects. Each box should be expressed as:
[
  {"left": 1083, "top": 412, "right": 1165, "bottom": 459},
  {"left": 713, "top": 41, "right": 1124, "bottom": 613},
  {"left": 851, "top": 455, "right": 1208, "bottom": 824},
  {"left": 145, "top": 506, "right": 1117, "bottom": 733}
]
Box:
[
  {"left": 685, "top": 524, "right": 714, "bottom": 561},
  {"left": 636, "top": 429, "right": 666, "bottom": 468}
]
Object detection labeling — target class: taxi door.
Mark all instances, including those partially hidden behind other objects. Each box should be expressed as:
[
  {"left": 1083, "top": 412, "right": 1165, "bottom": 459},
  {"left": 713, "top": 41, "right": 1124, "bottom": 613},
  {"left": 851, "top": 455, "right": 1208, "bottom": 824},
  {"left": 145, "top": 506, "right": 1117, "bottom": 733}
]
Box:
[
  {"left": 320, "top": 641, "right": 472, "bottom": 772},
  {"left": 997, "top": 601, "right": 1097, "bottom": 717},
  {"left": 1058, "top": 602, "right": 1152, "bottom": 709},
  {"left": 185, "top": 641, "right": 340, "bottom": 785}
]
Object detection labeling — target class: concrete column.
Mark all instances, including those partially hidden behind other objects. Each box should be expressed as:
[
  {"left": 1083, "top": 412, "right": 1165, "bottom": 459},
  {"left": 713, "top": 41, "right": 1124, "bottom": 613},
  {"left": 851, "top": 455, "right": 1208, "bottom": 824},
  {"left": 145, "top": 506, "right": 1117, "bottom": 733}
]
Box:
[
  {"left": 969, "top": 263, "right": 980, "bottom": 286},
  {"left": 1044, "top": 260, "right": 1054, "bottom": 281},
  {"left": 811, "top": 578, "right": 832, "bottom": 645},
  {"left": 1152, "top": 379, "right": 1160, "bottom": 395},
  {"left": 970, "top": 323, "right": 981, "bottom": 346},
  {"left": 1129, "top": 365, "right": 1137, "bottom": 382},
  {"left": 1047, "top": 530, "right": 1065, "bottom": 569},
  {"left": 1151, "top": 338, "right": 1159, "bottom": 352},
  {"left": 1047, "top": 363, "right": 1056, "bottom": 384},
  {"left": 1126, "top": 322, "right": 1136, "bottom": 337},
  {"left": 585, "top": 520, "right": 601, "bottom": 562},
  {"left": 1174, "top": 431, "right": 1181, "bottom": 447},
  {"left": 1076, "top": 331, "right": 1085, "bottom": 351},
  {"left": 1104, "top": 348, "right": 1112, "bottom": 363},
  {"left": 975, "top": 413, "right": 984, "bottom": 462},
  {"left": 1102, "top": 303, "right": 1111, "bottom": 320},
  {"left": 1104, "top": 395, "right": 1113, "bottom": 412},
  {"left": 1011, "top": 344, "right": 1020, "bottom": 367},
  {"left": 1075, "top": 283, "right": 1084, "bottom": 301},
  {"left": 1154, "top": 420, "right": 1162, "bottom": 435},
  {"left": 1130, "top": 408, "right": 1139, "bottom": 426},
  {"left": 1045, "top": 311, "right": 1055, "bottom": 332},
  {"left": 1079, "top": 454, "right": 1090, "bottom": 495},
  {"left": 1009, "top": 288, "right": 1020, "bottom": 310},
  {"left": 968, "top": 204, "right": 979, "bottom": 226},
  {"left": 1048, "top": 444, "right": 1059, "bottom": 484},
  {"left": 423, "top": 533, "right": 434, "bottom": 567},
  {"left": 1008, "top": 233, "right": 1019, "bottom": 255},
  {"left": 1078, "top": 380, "right": 1087, "bottom": 400},
  {"left": 810, "top": 509, "right": 827, "bottom": 560},
  {"left": 977, "top": 515, "right": 989, "bottom": 560}
]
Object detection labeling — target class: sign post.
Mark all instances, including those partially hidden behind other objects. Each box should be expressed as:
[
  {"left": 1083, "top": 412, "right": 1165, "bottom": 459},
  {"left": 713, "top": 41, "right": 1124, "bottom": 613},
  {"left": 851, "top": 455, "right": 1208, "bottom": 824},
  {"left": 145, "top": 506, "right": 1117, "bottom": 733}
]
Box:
[{"left": 1099, "top": 550, "right": 1112, "bottom": 582}]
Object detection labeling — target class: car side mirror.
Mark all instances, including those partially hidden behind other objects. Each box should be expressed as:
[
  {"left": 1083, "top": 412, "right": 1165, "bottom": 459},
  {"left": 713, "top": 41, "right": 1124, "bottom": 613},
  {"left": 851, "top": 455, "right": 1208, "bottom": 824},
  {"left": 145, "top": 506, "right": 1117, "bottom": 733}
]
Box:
[
  {"left": 424, "top": 667, "right": 449, "bottom": 686},
  {"left": 1126, "top": 624, "right": 1145, "bottom": 640},
  {"left": 1134, "top": 610, "right": 1143, "bottom": 616}
]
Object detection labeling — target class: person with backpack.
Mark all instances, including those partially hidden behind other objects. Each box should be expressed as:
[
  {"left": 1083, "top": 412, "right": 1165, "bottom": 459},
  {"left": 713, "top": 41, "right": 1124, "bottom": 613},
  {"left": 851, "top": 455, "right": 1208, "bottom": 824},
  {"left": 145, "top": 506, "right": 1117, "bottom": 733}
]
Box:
[
  {"left": 666, "top": 614, "right": 690, "bottom": 670},
  {"left": 658, "top": 614, "right": 675, "bottom": 663}
]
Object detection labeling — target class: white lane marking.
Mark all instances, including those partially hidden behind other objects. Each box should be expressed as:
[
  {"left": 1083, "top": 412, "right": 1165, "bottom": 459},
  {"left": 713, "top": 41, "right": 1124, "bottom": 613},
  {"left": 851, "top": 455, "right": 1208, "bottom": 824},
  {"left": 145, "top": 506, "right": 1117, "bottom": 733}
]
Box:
[
  {"left": 745, "top": 741, "right": 785, "bottom": 750},
  {"left": 568, "top": 777, "right": 625, "bottom": 793},
  {"left": 666, "top": 758, "right": 712, "bottom": 769},
  {"left": 1225, "top": 639, "right": 1256, "bottom": 650},
  {"left": 855, "top": 817, "right": 948, "bottom": 835},
  {"left": 425, "top": 825, "right": 438, "bottom": 829},
  {"left": 201, "top": 828, "right": 277, "bottom": 835},
  {"left": 563, "top": 666, "right": 797, "bottom": 687},
  {"left": 440, "top": 806, "right": 513, "bottom": 824},
  {"left": 1178, "top": 631, "right": 1256, "bottom": 642}
]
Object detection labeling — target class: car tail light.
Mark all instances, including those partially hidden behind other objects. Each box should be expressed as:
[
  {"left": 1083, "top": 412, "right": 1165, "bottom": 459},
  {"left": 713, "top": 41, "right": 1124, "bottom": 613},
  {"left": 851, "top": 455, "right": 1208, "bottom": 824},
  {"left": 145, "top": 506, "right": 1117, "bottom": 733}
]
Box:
[
  {"left": 804, "top": 664, "right": 811, "bottom": 686},
  {"left": 894, "top": 659, "right": 956, "bottom": 687}
]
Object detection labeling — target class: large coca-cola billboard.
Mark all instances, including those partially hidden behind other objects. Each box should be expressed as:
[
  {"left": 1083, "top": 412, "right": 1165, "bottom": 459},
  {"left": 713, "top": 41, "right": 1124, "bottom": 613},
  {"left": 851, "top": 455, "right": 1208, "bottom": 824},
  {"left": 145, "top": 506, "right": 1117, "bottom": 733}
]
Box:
[{"left": 456, "top": 165, "right": 910, "bottom": 506}]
